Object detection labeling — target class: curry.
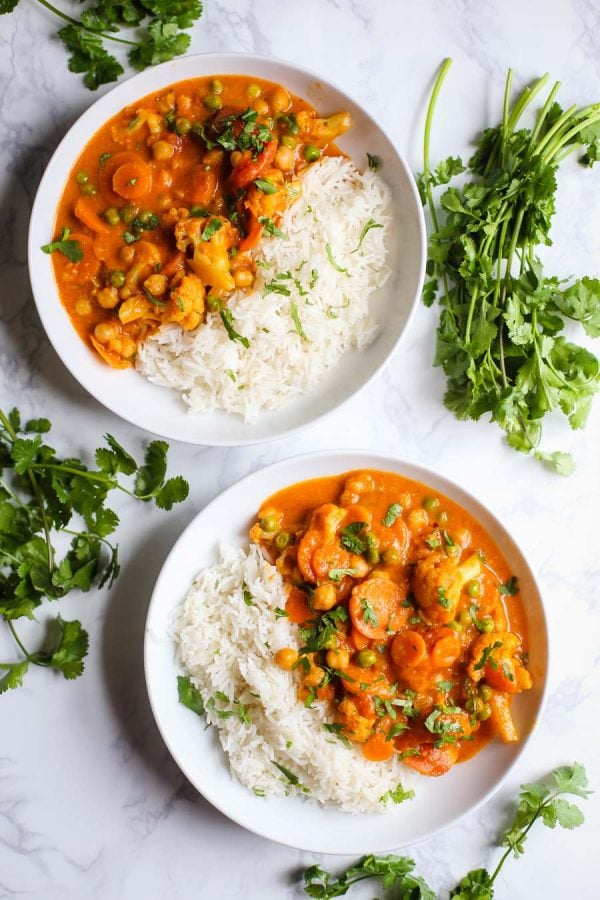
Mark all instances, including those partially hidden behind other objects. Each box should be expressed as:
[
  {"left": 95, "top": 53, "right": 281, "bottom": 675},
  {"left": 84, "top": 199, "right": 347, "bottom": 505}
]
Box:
[
  {"left": 250, "top": 470, "right": 532, "bottom": 777},
  {"left": 47, "top": 75, "right": 351, "bottom": 369}
]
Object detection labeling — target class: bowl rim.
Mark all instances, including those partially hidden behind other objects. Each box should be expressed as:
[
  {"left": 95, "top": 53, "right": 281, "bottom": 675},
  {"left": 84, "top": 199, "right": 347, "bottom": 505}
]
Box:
[
  {"left": 27, "top": 51, "right": 427, "bottom": 446},
  {"left": 143, "top": 448, "right": 550, "bottom": 853}
]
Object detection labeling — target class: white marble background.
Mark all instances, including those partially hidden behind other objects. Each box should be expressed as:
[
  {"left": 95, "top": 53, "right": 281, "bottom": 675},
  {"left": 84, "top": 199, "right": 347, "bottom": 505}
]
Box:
[{"left": 1, "top": 1, "right": 599, "bottom": 897}]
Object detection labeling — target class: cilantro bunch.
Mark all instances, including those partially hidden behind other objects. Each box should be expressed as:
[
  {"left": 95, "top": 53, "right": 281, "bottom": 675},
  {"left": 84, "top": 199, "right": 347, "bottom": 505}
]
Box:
[
  {"left": 0, "top": 407, "right": 188, "bottom": 692},
  {"left": 0, "top": 1, "right": 204, "bottom": 90},
  {"left": 419, "top": 60, "right": 600, "bottom": 473},
  {"left": 302, "top": 763, "right": 589, "bottom": 898}
]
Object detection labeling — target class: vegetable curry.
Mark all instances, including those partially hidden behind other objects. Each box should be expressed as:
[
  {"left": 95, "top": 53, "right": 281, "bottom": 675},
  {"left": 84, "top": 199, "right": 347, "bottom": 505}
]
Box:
[
  {"left": 46, "top": 75, "right": 350, "bottom": 368},
  {"left": 251, "top": 470, "right": 532, "bottom": 777}
]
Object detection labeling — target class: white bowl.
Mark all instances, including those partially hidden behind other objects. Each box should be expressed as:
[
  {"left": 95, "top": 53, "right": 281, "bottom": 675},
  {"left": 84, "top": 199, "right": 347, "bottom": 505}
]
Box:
[
  {"left": 144, "top": 451, "right": 548, "bottom": 854},
  {"left": 28, "top": 52, "right": 425, "bottom": 446}
]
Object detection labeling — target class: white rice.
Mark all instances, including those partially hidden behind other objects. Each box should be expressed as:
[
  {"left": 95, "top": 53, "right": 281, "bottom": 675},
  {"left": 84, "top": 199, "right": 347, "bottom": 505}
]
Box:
[
  {"left": 175, "top": 543, "right": 411, "bottom": 813},
  {"left": 137, "top": 157, "right": 391, "bottom": 421}
]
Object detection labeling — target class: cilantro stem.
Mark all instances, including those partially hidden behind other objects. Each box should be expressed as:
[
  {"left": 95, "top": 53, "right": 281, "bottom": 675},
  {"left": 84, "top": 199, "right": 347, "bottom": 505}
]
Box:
[
  {"left": 34, "top": 0, "right": 137, "bottom": 47},
  {"left": 423, "top": 57, "right": 453, "bottom": 303},
  {"left": 505, "top": 73, "right": 549, "bottom": 136},
  {"left": 528, "top": 80, "right": 562, "bottom": 148},
  {"left": 7, "top": 621, "right": 37, "bottom": 664}
]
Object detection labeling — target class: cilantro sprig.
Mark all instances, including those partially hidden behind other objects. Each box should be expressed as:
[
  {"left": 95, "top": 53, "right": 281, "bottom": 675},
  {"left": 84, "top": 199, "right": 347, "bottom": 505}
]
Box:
[
  {"left": 1, "top": 1, "right": 203, "bottom": 91},
  {"left": 301, "top": 763, "right": 590, "bottom": 899},
  {"left": 420, "top": 59, "right": 600, "bottom": 473},
  {"left": 0, "top": 408, "right": 188, "bottom": 690}
]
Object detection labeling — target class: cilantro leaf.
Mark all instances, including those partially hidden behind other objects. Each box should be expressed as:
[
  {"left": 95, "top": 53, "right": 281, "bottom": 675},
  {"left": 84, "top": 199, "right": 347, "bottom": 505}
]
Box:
[
  {"left": 129, "top": 20, "right": 191, "bottom": 70},
  {"left": 352, "top": 218, "right": 383, "bottom": 253},
  {"left": 290, "top": 302, "right": 308, "bottom": 340},
  {"left": 155, "top": 476, "right": 190, "bottom": 510},
  {"left": 498, "top": 576, "right": 519, "bottom": 596},
  {"left": 177, "top": 674, "right": 205, "bottom": 716},
  {"left": 303, "top": 855, "right": 434, "bottom": 900},
  {"left": 41, "top": 226, "right": 84, "bottom": 263},
  {"left": 254, "top": 177, "right": 279, "bottom": 194},
  {"left": 383, "top": 502, "right": 402, "bottom": 526},
  {"left": 450, "top": 868, "right": 494, "bottom": 899},
  {"left": 258, "top": 216, "right": 288, "bottom": 240},
  {"left": 58, "top": 25, "right": 124, "bottom": 90},
  {"left": 219, "top": 308, "right": 250, "bottom": 348},
  {"left": 47, "top": 616, "right": 89, "bottom": 680},
  {"left": 0, "top": 661, "right": 29, "bottom": 694},
  {"left": 379, "top": 782, "right": 415, "bottom": 805},
  {"left": 141, "top": 1, "right": 204, "bottom": 29}
]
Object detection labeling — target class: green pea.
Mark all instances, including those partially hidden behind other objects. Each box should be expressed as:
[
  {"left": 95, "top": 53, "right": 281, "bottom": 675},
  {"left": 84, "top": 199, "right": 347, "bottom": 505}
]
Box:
[
  {"left": 281, "top": 134, "right": 297, "bottom": 149},
  {"left": 176, "top": 117, "right": 191, "bottom": 136},
  {"left": 438, "top": 510, "right": 449, "bottom": 525},
  {"left": 459, "top": 609, "right": 473, "bottom": 628},
  {"left": 367, "top": 547, "right": 380, "bottom": 565},
  {"left": 104, "top": 207, "right": 120, "bottom": 226},
  {"left": 356, "top": 649, "right": 377, "bottom": 668},
  {"left": 138, "top": 210, "right": 155, "bottom": 226},
  {"left": 260, "top": 513, "right": 279, "bottom": 533},
  {"left": 81, "top": 183, "right": 96, "bottom": 196},
  {"left": 76, "top": 170, "right": 89, "bottom": 185},
  {"left": 275, "top": 531, "right": 290, "bottom": 549},
  {"left": 110, "top": 270, "right": 126, "bottom": 288},
  {"left": 467, "top": 579, "right": 482, "bottom": 598},
  {"left": 203, "top": 93, "right": 223, "bottom": 111},
  {"left": 247, "top": 83, "right": 262, "bottom": 99},
  {"left": 303, "top": 144, "right": 321, "bottom": 163},
  {"left": 210, "top": 79, "right": 223, "bottom": 95},
  {"left": 476, "top": 702, "right": 492, "bottom": 721},
  {"left": 382, "top": 548, "right": 401, "bottom": 565},
  {"left": 322, "top": 634, "right": 337, "bottom": 650},
  {"left": 465, "top": 697, "right": 476, "bottom": 713},
  {"left": 479, "top": 684, "right": 493, "bottom": 701},
  {"left": 423, "top": 496, "right": 439, "bottom": 513},
  {"left": 447, "top": 620, "right": 461, "bottom": 632},
  {"left": 479, "top": 616, "right": 494, "bottom": 633}
]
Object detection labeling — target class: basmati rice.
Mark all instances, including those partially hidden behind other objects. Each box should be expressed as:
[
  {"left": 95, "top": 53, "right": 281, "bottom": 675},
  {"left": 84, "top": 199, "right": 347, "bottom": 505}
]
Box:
[
  {"left": 175, "top": 543, "right": 412, "bottom": 813},
  {"left": 137, "top": 157, "right": 391, "bottom": 422}
]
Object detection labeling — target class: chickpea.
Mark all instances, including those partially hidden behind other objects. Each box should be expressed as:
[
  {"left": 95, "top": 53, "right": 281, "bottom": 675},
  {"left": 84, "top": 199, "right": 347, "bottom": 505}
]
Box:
[
  {"left": 203, "top": 148, "right": 225, "bottom": 166},
  {"left": 407, "top": 508, "right": 428, "bottom": 533},
  {"left": 303, "top": 665, "right": 325, "bottom": 688},
  {"left": 74, "top": 297, "right": 92, "bottom": 316},
  {"left": 312, "top": 583, "right": 337, "bottom": 611},
  {"left": 120, "top": 245, "right": 136, "bottom": 264},
  {"left": 94, "top": 320, "right": 119, "bottom": 343},
  {"left": 119, "top": 286, "right": 133, "bottom": 300},
  {"left": 382, "top": 548, "right": 401, "bottom": 565},
  {"left": 271, "top": 87, "right": 291, "bottom": 113},
  {"left": 233, "top": 268, "right": 254, "bottom": 289},
  {"left": 176, "top": 94, "right": 192, "bottom": 115},
  {"left": 253, "top": 98, "right": 270, "bottom": 116},
  {"left": 143, "top": 273, "right": 168, "bottom": 295},
  {"left": 187, "top": 311, "right": 201, "bottom": 330},
  {"left": 120, "top": 336, "right": 137, "bottom": 359},
  {"left": 247, "top": 83, "right": 262, "bottom": 100},
  {"left": 157, "top": 194, "right": 173, "bottom": 212},
  {"left": 108, "top": 337, "right": 123, "bottom": 355},
  {"left": 152, "top": 140, "right": 175, "bottom": 161},
  {"left": 274, "top": 145, "right": 295, "bottom": 172},
  {"left": 326, "top": 648, "right": 350, "bottom": 670},
  {"left": 230, "top": 150, "right": 243, "bottom": 167},
  {"left": 274, "top": 647, "right": 298, "bottom": 671},
  {"left": 97, "top": 286, "right": 120, "bottom": 309}
]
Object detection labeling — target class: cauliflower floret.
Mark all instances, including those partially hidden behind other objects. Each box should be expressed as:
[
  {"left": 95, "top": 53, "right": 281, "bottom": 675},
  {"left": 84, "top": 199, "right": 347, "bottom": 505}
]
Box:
[
  {"left": 123, "top": 241, "right": 162, "bottom": 295},
  {"left": 174, "top": 216, "right": 237, "bottom": 293},
  {"left": 412, "top": 552, "right": 481, "bottom": 625},
  {"left": 243, "top": 168, "right": 287, "bottom": 220},
  {"left": 337, "top": 697, "right": 375, "bottom": 743},
  {"left": 165, "top": 273, "right": 205, "bottom": 331},
  {"left": 111, "top": 107, "right": 163, "bottom": 147},
  {"left": 296, "top": 110, "right": 352, "bottom": 143}
]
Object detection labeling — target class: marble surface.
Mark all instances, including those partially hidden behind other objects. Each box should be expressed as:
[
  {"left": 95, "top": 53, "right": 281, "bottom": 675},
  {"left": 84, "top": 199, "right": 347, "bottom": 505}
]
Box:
[{"left": 1, "top": 1, "right": 599, "bottom": 897}]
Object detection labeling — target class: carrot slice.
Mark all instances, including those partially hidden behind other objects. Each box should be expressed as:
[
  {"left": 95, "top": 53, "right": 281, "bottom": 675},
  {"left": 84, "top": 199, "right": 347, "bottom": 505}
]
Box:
[
  {"left": 431, "top": 632, "right": 461, "bottom": 669},
  {"left": 188, "top": 168, "right": 217, "bottom": 205},
  {"left": 350, "top": 627, "right": 369, "bottom": 651},
  {"left": 73, "top": 197, "right": 110, "bottom": 235},
  {"left": 285, "top": 586, "right": 312, "bottom": 624},
  {"left": 229, "top": 140, "right": 277, "bottom": 190},
  {"left": 390, "top": 630, "right": 427, "bottom": 668},
  {"left": 112, "top": 160, "right": 152, "bottom": 199},
  {"left": 402, "top": 743, "right": 459, "bottom": 776},
  {"left": 349, "top": 579, "right": 403, "bottom": 640},
  {"left": 238, "top": 212, "right": 263, "bottom": 252},
  {"left": 362, "top": 732, "right": 394, "bottom": 762}
]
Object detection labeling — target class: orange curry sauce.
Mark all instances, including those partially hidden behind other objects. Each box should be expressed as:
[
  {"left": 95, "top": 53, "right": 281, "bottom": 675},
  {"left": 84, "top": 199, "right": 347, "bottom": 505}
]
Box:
[
  {"left": 251, "top": 470, "right": 532, "bottom": 776},
  {"left": 49, "top": 75, "right": 350, "bottom": 369}
]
